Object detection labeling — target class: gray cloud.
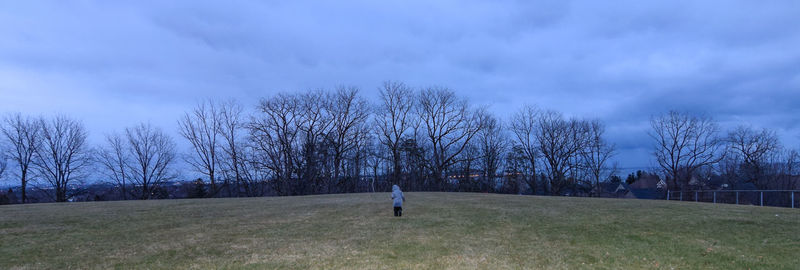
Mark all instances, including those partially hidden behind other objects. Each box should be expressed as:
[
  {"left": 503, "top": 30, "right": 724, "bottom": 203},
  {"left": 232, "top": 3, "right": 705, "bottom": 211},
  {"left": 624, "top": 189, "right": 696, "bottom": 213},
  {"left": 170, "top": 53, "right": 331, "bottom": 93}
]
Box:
[{"left": 1, "top": 0, "right": 799, "bottom": 171}]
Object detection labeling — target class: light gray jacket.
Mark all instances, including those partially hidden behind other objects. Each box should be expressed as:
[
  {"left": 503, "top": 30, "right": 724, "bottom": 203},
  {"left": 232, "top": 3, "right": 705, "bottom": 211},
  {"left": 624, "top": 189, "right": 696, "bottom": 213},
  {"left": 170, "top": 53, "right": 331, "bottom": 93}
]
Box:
[{"left": 391, "top": 185, "right": 405, "bottom": 207}]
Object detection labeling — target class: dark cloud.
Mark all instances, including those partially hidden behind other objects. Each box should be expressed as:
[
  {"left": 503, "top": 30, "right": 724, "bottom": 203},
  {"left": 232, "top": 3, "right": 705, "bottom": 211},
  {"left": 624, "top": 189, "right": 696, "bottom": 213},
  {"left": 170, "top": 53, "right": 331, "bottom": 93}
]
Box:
[{"left": 1, "top": 0, "right": 798, "bottom": 171}]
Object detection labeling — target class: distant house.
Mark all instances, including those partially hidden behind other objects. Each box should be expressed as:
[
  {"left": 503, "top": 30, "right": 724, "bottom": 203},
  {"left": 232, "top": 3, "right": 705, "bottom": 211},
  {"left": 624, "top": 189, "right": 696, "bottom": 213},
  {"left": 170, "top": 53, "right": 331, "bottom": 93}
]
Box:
[
  {"left": 615, "top": 183, "right": 628, "bottom": 193},
  {"left": 629, "top": 176, "right": 667, "bottom": 190},
  {"left": 590, "top": 182, "right": 632, "bottom": 198},
  {"left": 617, "top": 175, "right": 667, "bottom": 200},
  {"left": 590, "top": 182, "right": 617, "bottom": 196}
]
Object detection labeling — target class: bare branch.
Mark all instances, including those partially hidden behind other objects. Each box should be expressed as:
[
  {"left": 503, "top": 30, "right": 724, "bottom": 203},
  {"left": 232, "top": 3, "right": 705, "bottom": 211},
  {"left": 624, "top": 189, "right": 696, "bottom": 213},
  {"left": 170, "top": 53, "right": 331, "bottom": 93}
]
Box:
[
  {"left": 33, "top": 115, "right": 92, "bottom": 202},
  {"left": 124, "top": 123, "right": 177, "bottom": 200},
  {"left": 0, "top": 113, "right": 42, "bottom": 203},
  {"left": 649, "top": 111, "right": 722, "bottom": 190}
]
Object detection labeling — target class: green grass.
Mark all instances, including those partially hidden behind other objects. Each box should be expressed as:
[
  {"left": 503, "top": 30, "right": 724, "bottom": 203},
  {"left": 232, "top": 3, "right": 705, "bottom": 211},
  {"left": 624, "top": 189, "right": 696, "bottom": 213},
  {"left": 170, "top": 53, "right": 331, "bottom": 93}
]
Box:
[{"left": 1, "top": 192, "right": 799, "bottom": 269}]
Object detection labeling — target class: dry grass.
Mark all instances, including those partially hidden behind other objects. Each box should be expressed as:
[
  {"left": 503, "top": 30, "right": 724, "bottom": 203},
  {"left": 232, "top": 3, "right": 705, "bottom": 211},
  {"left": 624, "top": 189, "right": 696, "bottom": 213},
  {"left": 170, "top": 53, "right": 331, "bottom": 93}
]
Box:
[{"left": 1, "top": 192, "right": 799, "bottom": 269}]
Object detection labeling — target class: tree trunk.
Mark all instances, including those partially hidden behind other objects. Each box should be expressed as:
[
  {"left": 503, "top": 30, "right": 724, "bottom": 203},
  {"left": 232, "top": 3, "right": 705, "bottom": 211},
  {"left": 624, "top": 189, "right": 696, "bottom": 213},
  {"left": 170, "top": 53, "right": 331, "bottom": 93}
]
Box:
[{"left": 20, "top": 171, "right": 27, "bottom": 203}]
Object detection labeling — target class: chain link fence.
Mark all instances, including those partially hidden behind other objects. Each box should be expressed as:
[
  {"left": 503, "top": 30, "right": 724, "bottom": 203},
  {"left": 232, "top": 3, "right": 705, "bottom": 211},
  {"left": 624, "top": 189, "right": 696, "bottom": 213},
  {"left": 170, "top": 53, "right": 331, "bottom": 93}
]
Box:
[{"left": 666, "top": 190, "right": 799, "bottom": 208}]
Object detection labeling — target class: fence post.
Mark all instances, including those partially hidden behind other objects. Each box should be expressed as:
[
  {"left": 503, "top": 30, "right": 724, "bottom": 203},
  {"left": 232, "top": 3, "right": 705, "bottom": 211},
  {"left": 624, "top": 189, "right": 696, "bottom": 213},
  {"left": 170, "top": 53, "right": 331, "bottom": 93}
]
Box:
[
  {"left": 680, "top": 192, "right": 682, "bottom": 201},
  {"left": 792, "top": 192, "right": 795, "bottom": 209},
  {"left": 736, "top": 191, "right": 739, "bottom": 205},
  {"left": 760, "top": 192, "right": 763, "bottom": 207},
  {"left": 695, "top": 191, "right": 698, "bottom": 202},
  {"left": 713, "top": 192, "right": 716, "bottom": 204},
  {"left": 667, "top": 190, "right": 670, "bottom": 201}
]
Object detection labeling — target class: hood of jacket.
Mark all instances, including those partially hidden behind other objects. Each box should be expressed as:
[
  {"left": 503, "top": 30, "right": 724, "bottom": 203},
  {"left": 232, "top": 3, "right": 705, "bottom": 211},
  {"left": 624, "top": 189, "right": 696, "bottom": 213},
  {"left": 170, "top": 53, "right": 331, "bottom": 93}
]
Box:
[{"left": 391, "top": 185, "right": 404, "bottom": 206}]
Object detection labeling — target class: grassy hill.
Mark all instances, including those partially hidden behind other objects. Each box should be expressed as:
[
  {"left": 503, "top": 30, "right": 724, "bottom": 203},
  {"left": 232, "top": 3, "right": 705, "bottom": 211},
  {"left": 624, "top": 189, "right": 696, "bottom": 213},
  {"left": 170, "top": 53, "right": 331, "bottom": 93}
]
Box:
[{"left": 1, "top": 192, "right": 798, "bottom": 269}]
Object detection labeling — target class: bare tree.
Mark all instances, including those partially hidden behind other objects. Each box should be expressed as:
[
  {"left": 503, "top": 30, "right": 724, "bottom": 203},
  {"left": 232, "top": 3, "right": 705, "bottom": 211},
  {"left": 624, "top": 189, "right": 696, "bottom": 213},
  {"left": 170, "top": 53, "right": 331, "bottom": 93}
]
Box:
[
  {"left": 536, "top": 111, "right": 589, "bottom": 195},
  {"left": 125, "top": 123, "right": 177, "bottom": 200},
  {"left": 417, "top": 87, "right": 485, "bottom": 189},
  {"left": 477, "top": 114, "right": 507, "bottom": 192},
  {"left": 375, "top": 81, "right": 416, "bottom": 186},
  {"left": 649, "top": 111, "right": 722, "bottom": 191},
  {"left": 296, "top": 90, "right": 333, "bottom": 193},
  {"left": 34, "top": 116, "right": 92, "bottom": 202},
  {"left": 502, "top": 145, "right": 530, "bottom": 194},
  {"left": 179, "top": 100, "right": 223, "bottom": 196},
  {"left": 454, "top": 142, "right": 480, "bottom": 191},
  {"left": 772, "top": 149, "right": 799, "bottom": 190},
  {"left": 249, "top": 93, "right": 302, "bottom": 195},
  {"left": 364, "top": 138, "right": 388, "bottom": 192},
  {"left": 1, "top": 113, "right": 41, "bottom": 203},
  {"left": 725, "top": 125, "right": 780, "bottom": 188},
  {"left": 510, "top": 105, "right": 541, "bottom": 193},
  {"left": 98, "top": 133, "right": 130, "bottom": 199},
  {"left": 328, "top": 86, "right": 370, "bottom": 190},
  {"left": 0, "top": 148, "right": 6, "bottom": 182},
  {"left": 209, "top": 99, "right": 272, "bottom": 197},
  {"left": 717, "top": 152, "right": 742, "bottom": 189},
  {"left": 343, "top": 124, "right": 373, "bottom": 192},
  {"left": 217, "top": 100, "right": 248, "bottom": 196},
  {"left": 581, "top": 119, "right": 616, "bottom": 194},
  {"left": 400, "top": 138, "right": 427, "bottom": 190},
  {"left": 235, "top": 145, "right": 271, "bottom": 197}
]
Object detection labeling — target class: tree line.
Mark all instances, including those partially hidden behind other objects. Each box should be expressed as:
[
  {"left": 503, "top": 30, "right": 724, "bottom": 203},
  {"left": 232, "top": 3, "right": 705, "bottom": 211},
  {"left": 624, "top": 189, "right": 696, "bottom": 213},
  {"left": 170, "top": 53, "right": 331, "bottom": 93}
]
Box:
[
  {"left": 650, "top": 111, "right": 799, "bottom": 192},
  {"left": 0, "top": 82, "right": 797, "bottom": 203}
]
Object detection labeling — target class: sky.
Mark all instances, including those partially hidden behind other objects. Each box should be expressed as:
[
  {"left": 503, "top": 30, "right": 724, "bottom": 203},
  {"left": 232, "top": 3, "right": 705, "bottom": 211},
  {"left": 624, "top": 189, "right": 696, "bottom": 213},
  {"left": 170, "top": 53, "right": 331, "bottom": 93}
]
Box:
[{"left": 1, "top": 0, "right": 799, "bottom": 173}]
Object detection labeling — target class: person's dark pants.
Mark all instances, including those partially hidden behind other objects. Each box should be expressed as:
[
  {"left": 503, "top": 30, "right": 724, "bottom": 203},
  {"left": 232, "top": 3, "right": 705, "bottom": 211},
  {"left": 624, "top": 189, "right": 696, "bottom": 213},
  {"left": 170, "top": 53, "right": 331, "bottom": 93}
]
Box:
[{"left": 393, "top": 206, "right": 402, "bottom": 217}]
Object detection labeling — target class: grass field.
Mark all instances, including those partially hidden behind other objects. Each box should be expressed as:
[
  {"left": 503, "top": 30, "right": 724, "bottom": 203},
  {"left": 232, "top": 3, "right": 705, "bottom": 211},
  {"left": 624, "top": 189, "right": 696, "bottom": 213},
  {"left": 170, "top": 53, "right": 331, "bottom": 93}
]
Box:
[{"left": 1, "top": 192, "right": 799, "bottom": 269}]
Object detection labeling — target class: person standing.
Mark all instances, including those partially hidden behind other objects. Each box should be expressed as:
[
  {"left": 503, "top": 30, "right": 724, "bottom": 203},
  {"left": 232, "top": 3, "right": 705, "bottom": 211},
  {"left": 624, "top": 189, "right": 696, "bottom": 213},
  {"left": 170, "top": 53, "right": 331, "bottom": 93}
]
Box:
[{"left": 391, "top": 185, "right": 405, "bottom": 217}]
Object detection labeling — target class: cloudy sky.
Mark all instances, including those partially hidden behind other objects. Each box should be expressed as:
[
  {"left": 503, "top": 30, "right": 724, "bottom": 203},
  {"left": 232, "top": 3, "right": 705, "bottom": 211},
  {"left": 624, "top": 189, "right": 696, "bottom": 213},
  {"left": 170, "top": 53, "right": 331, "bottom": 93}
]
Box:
[{"left": 1, "top": 0, "right": 799, "bottom": 171}]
